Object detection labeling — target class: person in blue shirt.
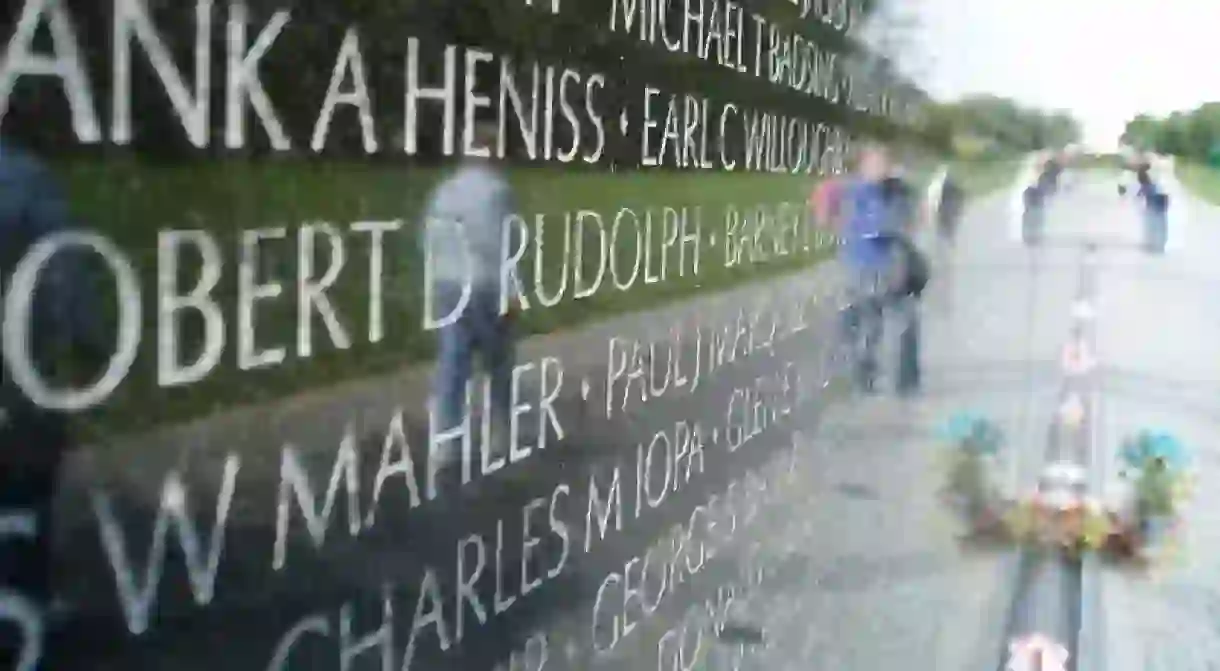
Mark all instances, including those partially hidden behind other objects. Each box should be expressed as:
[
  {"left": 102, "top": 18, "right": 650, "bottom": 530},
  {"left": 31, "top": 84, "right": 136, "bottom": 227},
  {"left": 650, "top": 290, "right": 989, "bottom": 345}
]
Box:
[
  {"left": 832, "top": 143, "right": 921, "bottom": 395},
  {"left": 0, "top": 139, "right": 107, "bottom": 670}
]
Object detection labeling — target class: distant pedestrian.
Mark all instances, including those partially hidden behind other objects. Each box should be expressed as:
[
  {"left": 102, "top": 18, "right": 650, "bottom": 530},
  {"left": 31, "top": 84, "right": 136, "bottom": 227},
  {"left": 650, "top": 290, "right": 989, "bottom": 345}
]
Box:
[
  {"left": 935, "top": 170, "right": 965, "bottom": 246},
  {"left": 1139, "top": 169, "right": 1169, "bottom": 253}
]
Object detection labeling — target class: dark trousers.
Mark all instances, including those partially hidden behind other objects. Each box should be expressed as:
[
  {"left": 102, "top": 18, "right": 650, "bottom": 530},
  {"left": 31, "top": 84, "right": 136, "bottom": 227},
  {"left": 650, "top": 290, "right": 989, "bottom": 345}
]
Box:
[
  {"left": 1022, "top": 187, "right": 1045, "bottom": 244},
  {"left": 431, "top": 283, "right": 516, "bottom": 438},
  {"left": 0, "top": 411, "right": 68, "bottom": 671},
  {"left": 1143, "top": 193, "right": 1169, "bottom": 253}
]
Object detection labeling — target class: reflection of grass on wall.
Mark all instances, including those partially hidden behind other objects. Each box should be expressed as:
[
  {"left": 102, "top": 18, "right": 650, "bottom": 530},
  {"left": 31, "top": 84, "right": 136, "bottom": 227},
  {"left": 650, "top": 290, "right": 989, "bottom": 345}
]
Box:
[
  {"left": 55, "top": 161, "right": 825, "bottom": 433},
  {"left": 51, "top": 157, "right": 1012, "bottom": 435}
]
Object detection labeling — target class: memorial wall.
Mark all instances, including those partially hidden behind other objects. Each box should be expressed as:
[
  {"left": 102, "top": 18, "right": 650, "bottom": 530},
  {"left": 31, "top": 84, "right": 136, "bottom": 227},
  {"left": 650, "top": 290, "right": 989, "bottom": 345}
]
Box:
[{"left": 0, "top": 0, "right": 933, "bottom": 669}]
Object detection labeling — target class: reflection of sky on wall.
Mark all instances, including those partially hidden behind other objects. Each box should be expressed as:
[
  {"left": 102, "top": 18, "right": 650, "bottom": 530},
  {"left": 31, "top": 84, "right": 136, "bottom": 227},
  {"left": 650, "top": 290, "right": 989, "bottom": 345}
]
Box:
[{"left": 878, "top": 0, "right": 1220, "bottom": 151}]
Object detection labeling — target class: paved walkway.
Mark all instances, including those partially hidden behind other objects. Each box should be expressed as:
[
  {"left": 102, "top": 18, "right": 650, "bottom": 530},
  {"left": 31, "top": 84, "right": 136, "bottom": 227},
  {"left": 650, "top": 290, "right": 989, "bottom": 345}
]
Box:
[
  {"left": 695, "top": 172, "right": 1220, "bottom": 670},
  {"left": 710, "top": 177, "right": 1091, "bottom": 670},
  {"left": 1092, "top": 169, "right": 1220, "bottom": 670}
]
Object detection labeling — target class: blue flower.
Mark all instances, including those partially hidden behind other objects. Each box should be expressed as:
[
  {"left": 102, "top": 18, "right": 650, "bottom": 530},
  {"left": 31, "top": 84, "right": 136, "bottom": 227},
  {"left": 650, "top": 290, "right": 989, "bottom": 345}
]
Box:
[
  {"left": 1147, "top": 431, "right": 1188, "bottom": 469},
  {"left": 942, "top": 413, "right": 978, "bottom": 441},
  {"left": 1119, "top": 429, "right": 1189, "bottom": 471},
  {"left": 941, "top": 412, "right": 1003, "bottom": 454}
]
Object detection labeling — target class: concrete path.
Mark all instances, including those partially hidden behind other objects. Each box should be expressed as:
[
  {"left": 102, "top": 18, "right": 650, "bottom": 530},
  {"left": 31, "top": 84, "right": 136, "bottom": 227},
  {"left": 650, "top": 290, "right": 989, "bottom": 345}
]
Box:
[
  {"left": 726, "top": 171, "right": 1094, "bottom": 670},
  {"left": 1091, "top": 168, "right": 1220, "bottom": 670}
]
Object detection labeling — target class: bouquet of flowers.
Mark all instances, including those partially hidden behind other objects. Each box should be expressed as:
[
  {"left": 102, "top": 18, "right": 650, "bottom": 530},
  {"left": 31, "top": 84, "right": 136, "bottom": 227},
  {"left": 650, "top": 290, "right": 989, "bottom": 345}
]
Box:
[
  {"left": 1119, "top": 429, "right": 1188, "bottom": 477},
  {"left": 1058, "top": 498, "right": 1114, "bottom": 556},
  {"left": 1004, "top": 496, "right": 1041, "bottom": 542},
  {"left": 938, "top": 412, "right": 1005, "bottom": 524},
  {"left": 1120, "top": 431, "right": 1189, "bottom": 508},
  {"left": 1118, "top": 429, "right": 1193, "bottom": 548},
  {"left": 1078, "top": 500, "right": 1114, "bottom": 552},
  {"left": 1003, "top": 493, "right": 1112, "bottom": 554}
]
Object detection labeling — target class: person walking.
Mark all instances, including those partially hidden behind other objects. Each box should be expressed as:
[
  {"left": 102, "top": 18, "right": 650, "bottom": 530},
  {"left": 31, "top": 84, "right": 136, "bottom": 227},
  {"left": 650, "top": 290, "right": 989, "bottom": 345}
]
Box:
[
  {"left": 422, "top": 121, "right": 523, "bottom": 465},
  {"left": 0, "top": 139, "right": 108, "bottom": 670},
  {"left": 934, "top": 169, "right": 965, "bottom": 246},
  {"left": 879, "top": 165, "right": 926, "bottom": 391},
  {"left": 1137, "top": 165, "right": 1169, "bottom": 253},
  {"left": 821, "top": 143, "right": 923, "bottom": 396},
  {"left": 928, "top": 166, "right": 964, "bottom": 306},
  {"left": 1022, "top": 178, "right": 1046, "bottom": 245}
]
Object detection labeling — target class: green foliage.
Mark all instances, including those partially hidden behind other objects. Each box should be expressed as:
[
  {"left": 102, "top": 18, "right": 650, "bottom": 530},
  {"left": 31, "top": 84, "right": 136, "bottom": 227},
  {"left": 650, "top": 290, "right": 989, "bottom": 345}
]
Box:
[
  {"left": 1122, "top": 103, "right": 1220, "bottom": 159},
  {"left": 1075, "top": 153, "right": 1124, "bottom": 171},
  {"left": 918, "top": 96, "right": 1081, "bottom": 156},
  {"left": 1176, "top": 162, "right": 1220, "bottom": 203},
  {"left": 1136, "top": 464, "right": 1177, "bottom": 518}
]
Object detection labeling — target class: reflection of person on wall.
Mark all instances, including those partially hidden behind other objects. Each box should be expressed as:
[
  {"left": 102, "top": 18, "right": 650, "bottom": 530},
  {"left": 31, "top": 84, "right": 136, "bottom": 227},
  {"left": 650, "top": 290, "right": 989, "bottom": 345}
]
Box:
[
  {"left": 879, "top": 166, "right": 924, "bottom": 391},
  {"left": 0, "top": 140, "right": 108, "bottom": 670},
  {"left": 422, "top": 122, "right": 523, "bottom": 464},
  {"left": 825, "top": 143, "right": 921, "bottom": 395},
  {"left": 934, "top": 170, "right": 964, "bottom": 246},
  {"left": 924, "top": 165, "right": 962, "bottom": 308},
  {"left": 1038, "top": 156, "right": 1062, "bottom": 195}
]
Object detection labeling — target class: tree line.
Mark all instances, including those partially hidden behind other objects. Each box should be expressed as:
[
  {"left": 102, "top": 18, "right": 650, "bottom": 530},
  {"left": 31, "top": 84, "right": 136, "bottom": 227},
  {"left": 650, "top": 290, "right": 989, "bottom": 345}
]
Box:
[
  {"left": 1122, "top": 104, "right": 1220, "bottom": 160},
  {"left": 919, "top": 94, "right": 1081, "bottom": 158}
]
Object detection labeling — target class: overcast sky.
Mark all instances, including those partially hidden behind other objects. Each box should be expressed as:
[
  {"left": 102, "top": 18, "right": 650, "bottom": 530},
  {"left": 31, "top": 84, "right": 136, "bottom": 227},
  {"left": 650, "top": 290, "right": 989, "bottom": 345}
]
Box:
[{"left": 877, "top": 0, "right": 1220, "bottom": 151}]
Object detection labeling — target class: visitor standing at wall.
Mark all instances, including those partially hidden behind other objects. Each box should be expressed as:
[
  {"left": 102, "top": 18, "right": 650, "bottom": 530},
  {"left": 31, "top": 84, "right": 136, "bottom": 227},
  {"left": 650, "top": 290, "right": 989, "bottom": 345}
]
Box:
[
  {"left": 879, "top": 166, "right": 925, "bottom": 392},
  {"left": 826, "top": 143, "right": 922, "bottom": 396},
  {"left": 422, "top": 122, "right": 523, "bottom": 464},
  {"left": 0, "top": 139, "right": 108, "bottom": 670}
]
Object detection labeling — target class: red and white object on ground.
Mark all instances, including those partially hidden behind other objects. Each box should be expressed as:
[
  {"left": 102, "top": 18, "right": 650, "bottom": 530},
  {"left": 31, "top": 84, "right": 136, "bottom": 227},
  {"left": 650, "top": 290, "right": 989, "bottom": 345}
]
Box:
[
  {"left": 1070, "top": 299, "right": 1095, "bottom": 321},
  {"left": 1007, "top": 633, "right": 1069, "bottom": 671},
  {"left": 1038, "top": 462, "right": 1087, "bottom": 511},
  {"left": 1061, "top": 340, "right": 1096, "bottom": 375},
  {"left": 1058, "top": 394, "right": 1086, "bottom": 428}
]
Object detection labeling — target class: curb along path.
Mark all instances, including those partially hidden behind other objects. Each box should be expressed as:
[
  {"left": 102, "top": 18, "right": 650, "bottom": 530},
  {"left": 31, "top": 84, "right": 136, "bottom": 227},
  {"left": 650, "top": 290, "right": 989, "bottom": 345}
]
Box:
[{"left": 998, "top": 243, "right": 1102, "bottom": 671}]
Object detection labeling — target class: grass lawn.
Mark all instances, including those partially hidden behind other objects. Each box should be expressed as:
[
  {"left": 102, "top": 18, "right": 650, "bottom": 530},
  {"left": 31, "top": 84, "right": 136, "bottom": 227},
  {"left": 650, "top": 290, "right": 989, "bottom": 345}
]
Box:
[
  {"left": 49, "top": 156, "right": 1014, "bottom": 435},
  {"left": 952, "top": 157, "right": 1022, "bottom": 196},
  {"left": 1175, "top": 162, "right": 1220, "bottom": 203},
  {"left": 1073, "top": 154, "right": 1126, "bottom": 173}
]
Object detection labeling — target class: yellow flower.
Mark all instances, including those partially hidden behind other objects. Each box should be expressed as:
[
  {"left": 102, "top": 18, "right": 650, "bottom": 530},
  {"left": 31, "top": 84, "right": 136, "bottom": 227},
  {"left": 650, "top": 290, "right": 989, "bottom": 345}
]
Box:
[
  {"left": 1083, "top": 513, "right": 1112, "bottom": 550},
  {"left": 1172, "top": 473, "right": 1197, "bottom": 501},
  {"left": 1006, "top": 502, "right": 1039, "bottom": 541}
]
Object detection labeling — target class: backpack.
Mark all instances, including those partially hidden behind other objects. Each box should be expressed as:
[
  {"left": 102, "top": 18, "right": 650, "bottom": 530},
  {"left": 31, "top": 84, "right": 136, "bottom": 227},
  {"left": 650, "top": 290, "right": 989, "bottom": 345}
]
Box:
[
  {"left": 877, "top": 177, "right": 930, "bottom": 297},
  {"left": 888, "top": 234, "right": 930, "bottom": 297},
  {"left": 880, "top": 176, "right": 916, "bottom": 228}
]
